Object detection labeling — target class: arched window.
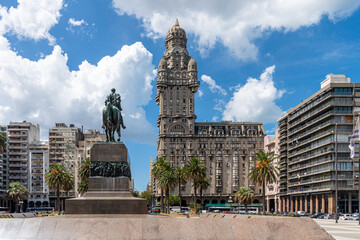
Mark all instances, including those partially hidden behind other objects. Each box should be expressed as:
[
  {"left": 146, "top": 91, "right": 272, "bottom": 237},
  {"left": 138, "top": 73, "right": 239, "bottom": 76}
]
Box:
[{"left": 170, "top": 125, "right": 185, "bottom": 135}]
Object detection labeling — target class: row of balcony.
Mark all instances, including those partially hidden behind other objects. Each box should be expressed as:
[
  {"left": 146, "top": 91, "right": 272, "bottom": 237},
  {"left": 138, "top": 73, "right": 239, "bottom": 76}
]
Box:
[
  {"left": 288, "top": 184, "right": 354, "bottom": 194},
  {"left": 288, "top": 175, "right": 353, "bottom": 187},
  {"left": 288, "top": 110, "right": 334, "bottom": 137},
  {"left": 289, "top": 98, "right": 353, "bottom": 127},
  {"left": 289, "top": 147, "right": 335, "bottom": 165},
  {"left": 288, "top": 91, "right": 333, "bottom": 121},
  {"left": 289, "top": 100, "right": 333, "bottom": 128},
  {"left": 288, "top": 136, "right": 334, "bottom": 158},
  {"left": 289, "top": 123, "right": 333, "bottom": 150}
]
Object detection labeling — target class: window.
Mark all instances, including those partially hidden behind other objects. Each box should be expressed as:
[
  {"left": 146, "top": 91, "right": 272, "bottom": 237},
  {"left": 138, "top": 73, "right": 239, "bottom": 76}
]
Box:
[
  {"left": 169, "top": 125, "right": 185, "bottom": 135},
  {"left": 334, "top": 88, "right": 352, "bottom": 95}
]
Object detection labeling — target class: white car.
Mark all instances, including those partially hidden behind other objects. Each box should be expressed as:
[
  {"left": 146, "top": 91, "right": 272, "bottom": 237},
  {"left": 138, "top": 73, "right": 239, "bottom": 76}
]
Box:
[
  {"left": 339, "top": 214, "right": 352, "bottom": 220},
  {"left": 296, "top": 211, "right": 307, "bottom": 216}
]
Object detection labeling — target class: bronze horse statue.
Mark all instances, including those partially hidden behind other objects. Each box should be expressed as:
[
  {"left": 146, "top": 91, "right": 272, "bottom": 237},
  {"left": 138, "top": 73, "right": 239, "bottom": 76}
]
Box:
[{"left": 102, "top": 102, "right": 126, "bottom": 142}]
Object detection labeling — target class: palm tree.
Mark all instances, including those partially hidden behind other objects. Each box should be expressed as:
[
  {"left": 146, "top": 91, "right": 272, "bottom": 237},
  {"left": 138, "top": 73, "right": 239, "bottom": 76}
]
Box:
[
  {"left": 158, "top": 168, "right": 177, "bottom": 213},
  {"left": 78, "top": 158, "right": 90, "bottom": 195},
  {"left": 0, "top": 132, "right": 6, "bottom": 154},
  {"left": 151, "top": 157, "right": 172, "bottom": 212},
  {"left": 45, "top": 163, "right": 74, "bottom": 214},
  {"left": 249, "top": 151, "right": 278, "bottom": 215},
  {"left": 198, "top": 177, "right": 210, "bottom": 209},
  {"left": 175, "top": 167, "right": 187, "bottom": 212},
  {"left": 4, "top": 182, "right": 29, "bottom": 213},
  {"left": 184, "top": 157, "right": 207, "bottom": 213},
  {"left": 235, "top": 187, "right": 254, "bottom": 214}
]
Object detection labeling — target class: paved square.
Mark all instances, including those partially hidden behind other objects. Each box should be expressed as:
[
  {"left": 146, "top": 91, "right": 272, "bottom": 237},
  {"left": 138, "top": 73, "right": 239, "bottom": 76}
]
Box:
[{"left": 314, "top": 219, "right": 360, "bottom": 240}]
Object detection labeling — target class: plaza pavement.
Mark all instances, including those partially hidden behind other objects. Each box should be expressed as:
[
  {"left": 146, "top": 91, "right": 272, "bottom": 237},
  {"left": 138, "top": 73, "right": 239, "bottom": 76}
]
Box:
[
  {"left": 0, "top": 214, "right": 332, "bottom": 239},
  {"left": 314, "top": 219, "right": 360, "bottom": 240}
]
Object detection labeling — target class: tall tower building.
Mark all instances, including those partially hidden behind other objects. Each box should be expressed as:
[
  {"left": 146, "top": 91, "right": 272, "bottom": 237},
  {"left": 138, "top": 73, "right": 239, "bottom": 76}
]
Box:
[
  {"left": 155, "top": 20, "right": 265, "bottom": 205},
  {"left": 278, "top": 74, "right": 359, "bottom": 214},
  {"left": 28, "top": 142, "right": 49, "bottom": 208},
  {"left": 7, "top": 121, "right": 40, "bottom": 188},
  {"left": 48, "top": 123, "right": 83, "bottom": 208},
  {"left": 155, "top": 18, "right": 200, "bottom": 139}
]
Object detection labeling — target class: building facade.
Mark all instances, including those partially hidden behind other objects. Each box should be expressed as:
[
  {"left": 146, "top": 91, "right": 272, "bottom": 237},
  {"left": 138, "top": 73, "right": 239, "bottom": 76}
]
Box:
[
  {"left": 278, "top": 74, "right": 359, "bottom": 214},
  {"left": 28, "top": 142, "right": 49, "bottom": 208},
  {"left": 48, "top": 123, "right": 83, "bottom": 207},
  {"left": 0, "top": 125, "right": 7, "bottom": 202},
  {"left": 264, "top": 131, "right": 280, "bottom": 212},
  {"left": 154, "top": 20, "right": 265, "bottom": 205},
  {"left": 75, "top": 129, "right": 105, "bottom": 196},
  {"left": 7, "top": 121, "right": 40, "bottom": 188}
]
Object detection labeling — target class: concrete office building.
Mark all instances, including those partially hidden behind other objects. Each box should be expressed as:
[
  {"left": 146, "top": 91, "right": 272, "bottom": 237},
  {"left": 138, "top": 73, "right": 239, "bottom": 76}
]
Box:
[
  {"left": 0, "top": 125, "right": 7, "bottom": 203},
  {"left": 28, "top": 142, "right": 49, "bottom": 208},
  {"left": 7, "top": 121, "right": 40, "bottom": 188},
  {"left": 48, "top": 123, "right": 83, "bottom": 207},
  {"left": 154, "top": 20, "right": 265, "bottom": 205},
  {"left": 278, "top": 74, "right": 359, "bottom": 214}
]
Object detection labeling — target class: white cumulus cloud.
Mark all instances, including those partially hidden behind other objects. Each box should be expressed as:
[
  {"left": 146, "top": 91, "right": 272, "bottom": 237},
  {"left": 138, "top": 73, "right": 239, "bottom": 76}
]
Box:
[
  {"left": 222, "top": 65, "right": 285, "bottom": 123},
  {"left": 0, "top": 0, "right": 63, "bottom": 44},
  {"left": 201, "top": 75, "right": 227, "bottom": 95},
  {"left": 0, "top": 36, "right": 157, "bottom": 143},
  {"left": 112, "top": 0, "right": 360, "bottom": 60},
  {"left": 68, "top": 18, "right": 86, "bottom": 27},
  {"left": 0, "top": 0, "right": 158, "bottom": 144}
]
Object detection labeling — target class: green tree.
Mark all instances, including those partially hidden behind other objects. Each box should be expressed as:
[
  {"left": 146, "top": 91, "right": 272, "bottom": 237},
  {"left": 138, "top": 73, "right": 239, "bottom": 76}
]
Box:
[
  {"left": 175, "top": 167, "right": 186, "bottom": 212},
  {"left": 140, "top": 189, "right": 153, "bottom": 208},
  {"left": 4, "top": 182, "right": 29, "bottom": 213},
  {"left": 235, "top": 187, "right": 255, "bottom": 214},
  {"left": 45, "top": 163, "right": 74, "bottom": 214},
  {"left": 158, "top": 168, "right": 177, "bottom": 213},
  {"left": 248, "top": 151, "right": 278, "bottom": 215},
  {"left": 132, "top": 191, "right": 140, "bottom": 197},
  {"left": 198, "top": 177, "right": 210, "bottom": 209},
  {"left": 151, "top": 157, "right": 172, "bottom": 213},
  {"left": 169, "top": 194, "right": 180, "bottom": 206},
  {"left": 78, "top": 158, "right": 90, "bottom": 195},
  {"left": 184, "top": 157, "right": 207, "bottom": 213},
  {"left": 0, "top": 132, "right": 6, "bottom": 154}
]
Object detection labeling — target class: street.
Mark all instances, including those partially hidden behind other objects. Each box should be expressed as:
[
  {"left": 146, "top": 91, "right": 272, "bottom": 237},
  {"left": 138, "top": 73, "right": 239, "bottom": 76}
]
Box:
[{"left": 314, "top": 219, "right": 360, "bottom": 240}]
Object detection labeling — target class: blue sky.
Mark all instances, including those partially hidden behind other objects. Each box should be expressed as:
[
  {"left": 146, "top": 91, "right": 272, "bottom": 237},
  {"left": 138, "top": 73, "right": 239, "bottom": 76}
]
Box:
[{"left": 1, "top": 0, "right": 360, "bottom": 191}]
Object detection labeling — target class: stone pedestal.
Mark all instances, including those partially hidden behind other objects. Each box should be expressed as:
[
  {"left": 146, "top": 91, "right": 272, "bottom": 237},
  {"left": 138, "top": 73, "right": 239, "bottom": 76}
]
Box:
[{"left": 66, "top": 142, "right": 147, "bottom": 214}]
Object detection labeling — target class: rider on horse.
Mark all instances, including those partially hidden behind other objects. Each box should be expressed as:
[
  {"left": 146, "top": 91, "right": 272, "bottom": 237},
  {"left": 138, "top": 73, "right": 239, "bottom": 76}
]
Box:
[{"left": 102, "top": 88, "right": 126, "bottom": 142}]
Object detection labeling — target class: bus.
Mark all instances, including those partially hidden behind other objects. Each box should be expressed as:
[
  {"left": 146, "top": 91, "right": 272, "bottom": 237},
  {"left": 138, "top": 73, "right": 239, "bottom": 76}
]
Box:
[
  {"left": 205, "top": 204, "right": 262, "bottom": 214},
  {"left": 26, "top": 207, "right": 54, "bottom": 214},
  {"left": 0, "top": 207, "right": 9, "bottom": 214}
]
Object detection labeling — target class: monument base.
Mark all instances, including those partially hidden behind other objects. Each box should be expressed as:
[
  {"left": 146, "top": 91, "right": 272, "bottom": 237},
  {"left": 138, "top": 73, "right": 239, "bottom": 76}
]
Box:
[
  {"left": 65, "top": 142, "right": 147, "bottom": 214},
  {"left": 65, "top": 197, "right": 147, "bottom": 214}
]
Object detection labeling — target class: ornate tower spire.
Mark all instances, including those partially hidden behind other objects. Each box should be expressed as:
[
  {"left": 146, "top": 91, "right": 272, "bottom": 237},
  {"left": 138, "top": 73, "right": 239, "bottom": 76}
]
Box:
[{"left": 155, "top": 20, "right": 200, "bottom": 137}]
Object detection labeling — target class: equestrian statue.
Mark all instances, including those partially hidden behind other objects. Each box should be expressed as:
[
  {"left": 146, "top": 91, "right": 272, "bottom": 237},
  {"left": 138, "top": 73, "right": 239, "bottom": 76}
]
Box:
[{"left": 102, "top": 88, "right": 126, "bottom": 142}]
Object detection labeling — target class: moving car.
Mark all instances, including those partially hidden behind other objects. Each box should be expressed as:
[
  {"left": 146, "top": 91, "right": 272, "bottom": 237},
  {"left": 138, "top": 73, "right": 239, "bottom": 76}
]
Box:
[
  {"left": 349, "top": 214, "right": 359, "bottom": 221},
  {"left": 320, "top": 214, "right": 336, "bottom": 219},
  {"left": 310, "top": 213, "right": 326, "bottom": 218},
  {"left": 339, "top": 214, "right": 352, "bottom": 220}
]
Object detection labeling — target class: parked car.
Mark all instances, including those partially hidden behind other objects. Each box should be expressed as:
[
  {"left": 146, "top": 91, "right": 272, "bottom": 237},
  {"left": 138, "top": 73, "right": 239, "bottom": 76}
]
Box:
[
  {"left": 339, "top": 214, "right": 352, "bottom": 220},
  {"left": 310, "top": 213, "right": 326, "bottom": 218},
  {"left": 296, "top": 211, "right": 307, "bottom": 216},
  {"left": 320, "top": 214, "right": 336, "bottom": 219},
  {"left": 349, "top": 214, "right": 359, "bottom": 221}
]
